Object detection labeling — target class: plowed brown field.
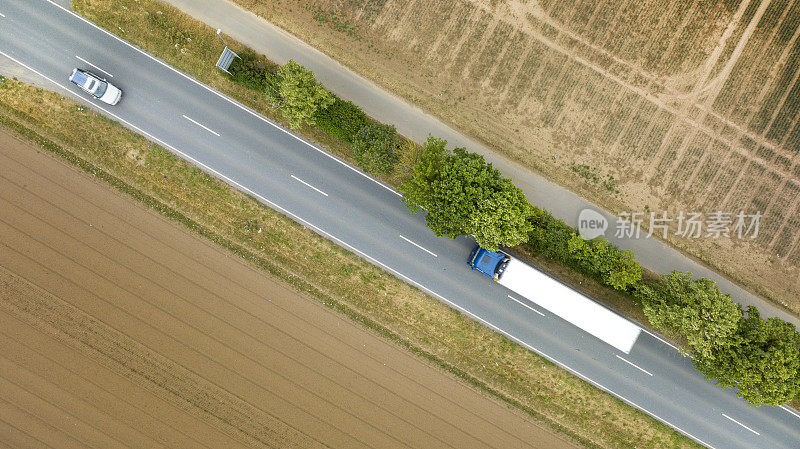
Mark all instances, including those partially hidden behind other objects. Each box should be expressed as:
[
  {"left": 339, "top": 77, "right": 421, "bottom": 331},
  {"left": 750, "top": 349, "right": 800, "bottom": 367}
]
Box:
[{"left": 0, "top": 128, "right": 577, "bottom": 449}]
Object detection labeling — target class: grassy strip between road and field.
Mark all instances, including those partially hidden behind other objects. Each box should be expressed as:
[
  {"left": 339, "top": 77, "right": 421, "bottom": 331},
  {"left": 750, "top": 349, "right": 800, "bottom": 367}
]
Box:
[{"left": 2, "top": 1, "right": 705, "bottom": 447}]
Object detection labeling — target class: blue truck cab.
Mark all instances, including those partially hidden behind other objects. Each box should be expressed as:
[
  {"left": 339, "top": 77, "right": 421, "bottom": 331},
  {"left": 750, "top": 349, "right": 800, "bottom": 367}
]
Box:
[{"left": 467, "top": 244, "right": 511, "bottom": 281}]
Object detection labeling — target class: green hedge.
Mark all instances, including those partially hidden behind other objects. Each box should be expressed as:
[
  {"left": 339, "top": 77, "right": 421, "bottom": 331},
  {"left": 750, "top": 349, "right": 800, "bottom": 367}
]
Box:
[
  {"left": 567, "top": 235, "right": 642, "bottom": 291},
  {"left": 527, "top": 207, "right": 575, "bottom": 261},
  {"left": 352, "top": 123, "right": 398, "bottom": 175},
  {"left": 314, "top": 95, "right": 368, "bottom": 143},
  {"left": 526, "top": 207, "right": 641, "bottom": 291},
  {"left": 226, "top": 49, "right": 281, "bottom": 102}
]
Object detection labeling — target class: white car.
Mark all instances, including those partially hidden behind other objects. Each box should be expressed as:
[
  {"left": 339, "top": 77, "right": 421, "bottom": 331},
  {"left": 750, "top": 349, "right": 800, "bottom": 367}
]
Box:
[{"left": 69, "top": 68, "right": 122, "bottom": 105}]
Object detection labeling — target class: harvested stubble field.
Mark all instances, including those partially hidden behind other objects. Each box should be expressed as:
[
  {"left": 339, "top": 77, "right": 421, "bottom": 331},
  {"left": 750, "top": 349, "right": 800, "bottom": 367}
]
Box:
[
  {"left": 230, "top": 0, "right": 800, "bottom": 315},
  {"left": 0, "top": 127, "right": 579, "bottom": 449}
]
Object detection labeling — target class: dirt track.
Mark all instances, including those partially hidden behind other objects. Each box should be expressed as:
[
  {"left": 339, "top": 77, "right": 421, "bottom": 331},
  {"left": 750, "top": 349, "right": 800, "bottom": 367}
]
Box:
[{"left": 0, "top": 128, "right": 578, "bottom": 448}]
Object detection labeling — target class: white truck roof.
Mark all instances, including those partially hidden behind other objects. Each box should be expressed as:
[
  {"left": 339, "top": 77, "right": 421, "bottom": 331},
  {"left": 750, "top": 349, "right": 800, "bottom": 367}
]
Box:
[{"left": 499, "top": 258, "right": 641, "bottom": 353}]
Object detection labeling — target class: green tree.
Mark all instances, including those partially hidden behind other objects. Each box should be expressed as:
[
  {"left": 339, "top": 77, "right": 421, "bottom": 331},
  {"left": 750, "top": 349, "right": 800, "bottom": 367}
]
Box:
[
  {"left": 695, "top": 307, "right": 800, "bottom": 406},
  {"left": 277, "top": 60, "right": 334, "bottom": 129},
  {"left": 400, "top": 136, "right": 533, "bottom": 250},
  {"left": 639, "top": 271, "right": 742, "bottom": 360},
  {"left": 567, "top": 235, "right": 642, "bottom": 291},
  {"left": 352, "top": 123, "right": 398, "bottom": 175},
  {"left": 469, "top": 183, "right": 535, "bottom": 250}
]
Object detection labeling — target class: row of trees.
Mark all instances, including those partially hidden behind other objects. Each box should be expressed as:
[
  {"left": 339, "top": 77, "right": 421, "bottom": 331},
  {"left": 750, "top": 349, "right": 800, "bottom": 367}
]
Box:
[
  {"left": 228, "top": 53, "right": 800, "bottom": 406},
  {"left": 399, "top": 136, "right": 800, "bottom": 406},
  {"left": 229, "top": 54, "right": 400, "bottom": 176},
  {"left": 400, "top": 137, "right": 642, "bottom": 288},
  {"left": 637, "top": 273, "right": 800, "bottom": 405}
]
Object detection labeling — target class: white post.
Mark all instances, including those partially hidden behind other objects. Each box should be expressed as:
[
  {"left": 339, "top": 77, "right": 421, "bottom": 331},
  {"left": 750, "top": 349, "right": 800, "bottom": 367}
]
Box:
[{"left": 216, "top": 28, "right": 229, "bottom": 47}]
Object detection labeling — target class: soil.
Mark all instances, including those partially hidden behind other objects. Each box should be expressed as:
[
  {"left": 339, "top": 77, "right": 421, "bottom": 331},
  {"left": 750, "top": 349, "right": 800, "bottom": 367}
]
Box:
[{"left": 0, "top": 127, "right": 578, "bottom": 448}]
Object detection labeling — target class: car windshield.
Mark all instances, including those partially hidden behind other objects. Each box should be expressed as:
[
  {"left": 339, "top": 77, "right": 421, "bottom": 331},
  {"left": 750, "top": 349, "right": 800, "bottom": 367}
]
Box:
[{"left": 93, "top": 79, "right": 107, "bottom": 97}]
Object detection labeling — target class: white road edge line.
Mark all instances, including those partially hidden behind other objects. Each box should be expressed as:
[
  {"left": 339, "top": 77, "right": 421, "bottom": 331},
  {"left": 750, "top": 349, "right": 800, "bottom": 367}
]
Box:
[
  {"left": 398, "top": 235, "right": 437, "bottom": 257},
  {"left": 290, "top": 175, "right": 328, "bottom": 197},
  {"left": 75, "top": 55, "right": 113, "bottom": 77},
  {"left": 43, "top": 0, "right": 400, "bottom": 198},
  {"left": 507, "top": 295, "right": 545, "bottom": 316},
  {"left": 3, "top": 30, "right": 719, "bottom": 449},
  {"left": 779, "top": 404, "right": 800, "bottom": 420},
  {"left": 639, "top": 327, "right": 683, "bottom": 353},
  {"left": 181, "top": 114, "right": 220, "bottom": 136},
  {"left": 615, "top": 355, "right": 653, "bottom": 376},
  {"left": 722, "top": 413, "right": 760, "bottom": 435}
]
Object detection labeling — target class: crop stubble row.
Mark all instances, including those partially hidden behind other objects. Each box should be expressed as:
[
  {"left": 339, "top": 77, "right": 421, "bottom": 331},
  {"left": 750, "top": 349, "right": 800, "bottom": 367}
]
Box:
[{"left": 316, "top": 0, "right": 800, "bottom": 269}]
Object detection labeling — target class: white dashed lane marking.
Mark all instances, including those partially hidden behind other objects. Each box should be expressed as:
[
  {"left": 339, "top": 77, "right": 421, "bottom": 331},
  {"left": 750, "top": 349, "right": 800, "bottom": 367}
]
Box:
[
  {"left": 507, "top": 295, "right": 545, "bottom": 316},
  {"left": 76, "top": 55, "right": 113, "bottom": 77},
  {"left": 399, "top": 235, "right": 437, "bottom": 257},
  {"left": 722, "top": 413, "right": 760, "bottom": 435},
  {"left": 615, "top": 355, "right": 653, "bottom": 376},
  {"left": 181, "top": 114, "right": 220, "bottom": 136},
  {"left": 291, "top": 175, "right": 328, "bottom": 197}
]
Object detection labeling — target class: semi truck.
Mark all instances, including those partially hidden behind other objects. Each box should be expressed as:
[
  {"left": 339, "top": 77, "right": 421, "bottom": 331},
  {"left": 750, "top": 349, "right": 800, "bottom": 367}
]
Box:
[{"left": 468, "top": 245, "right": 641, "bottom": 354}]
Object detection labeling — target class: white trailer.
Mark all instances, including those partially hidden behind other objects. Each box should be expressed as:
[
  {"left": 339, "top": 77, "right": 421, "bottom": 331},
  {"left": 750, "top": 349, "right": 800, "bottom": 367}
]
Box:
[{"left": 498, "top": 257, "right": 641, "bottom": 354}]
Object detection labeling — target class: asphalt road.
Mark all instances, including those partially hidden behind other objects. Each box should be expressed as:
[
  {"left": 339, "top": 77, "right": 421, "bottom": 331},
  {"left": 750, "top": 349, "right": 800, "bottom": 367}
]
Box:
[
  {"left": 0, "top": 1, "right": 798, "bottom": 448},
  {"left": 159, "top": 0, "right": 800, "bottom": 330}
]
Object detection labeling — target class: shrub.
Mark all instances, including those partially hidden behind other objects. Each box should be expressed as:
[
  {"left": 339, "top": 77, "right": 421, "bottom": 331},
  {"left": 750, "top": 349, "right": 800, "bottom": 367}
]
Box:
[
  {"left": 277, "top": 60, "right": 334, "bottom": 129},
  {"left": 352, "top": 123, "right": 398, "bottom": 175},
  {"left": 603, "top": 248, "right": 643, "bottom": 291},
  {"left": 638, "top": 271, "right": 742, "bottom": 359},
  {"left": 394, "top": 138, "right": 424, "bottom": 182},
  {"left": 567, "top": 235, "right": 642, "bottom": 291},
  {"left": 527, "top": 207, "right": 575, "bottom": 262},
  {"left": 526, "top": 207, "right": 641, "bottom": 291},
  {"left": 226, "top": 49, "right": 280, "bottom": 102},
  {"left": 314, "top": 96, "right": 368, "bottom": 143}
]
